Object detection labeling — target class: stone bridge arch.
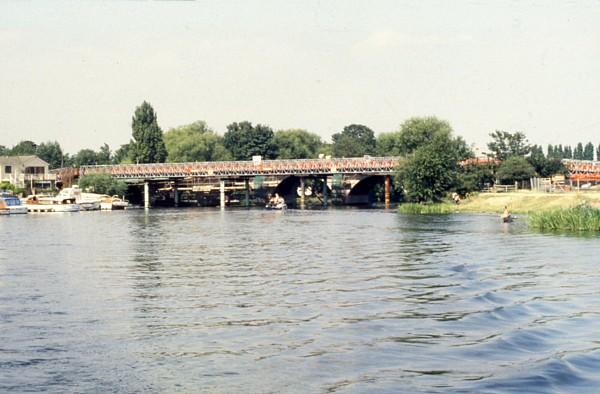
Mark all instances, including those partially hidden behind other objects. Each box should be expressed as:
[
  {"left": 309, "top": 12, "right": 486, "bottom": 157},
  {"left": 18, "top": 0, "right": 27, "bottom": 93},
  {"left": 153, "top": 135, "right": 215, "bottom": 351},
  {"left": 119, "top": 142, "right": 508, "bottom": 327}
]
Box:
[
  {"left": 274, "top": 175, "right": 332, "bottom": 206},
  {"left": 346, "top": 175, "right": 386, "bottom": 205}
]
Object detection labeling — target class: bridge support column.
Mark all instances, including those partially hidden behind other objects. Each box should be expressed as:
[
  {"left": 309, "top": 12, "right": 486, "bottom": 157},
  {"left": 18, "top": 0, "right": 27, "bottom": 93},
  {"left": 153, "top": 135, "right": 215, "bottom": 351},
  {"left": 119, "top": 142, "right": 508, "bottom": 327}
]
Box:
[
  {"left": 322, "top": 176, "right": 328, "bottom": 207},
  {"left": 220, "top": 180, "right": 225, "bottom": 210},
  {"left": 244, "top": 178, "right": 250, "bottom": 207},
  {"left": 384, "top": 175, "right": 391, "bottom": 209},
  {"left": 173, "top": 185, "right": 179, "bottom": 207},
  {"left": 299, "top": 177, "right": 305, "bottom": 209},
  {"left": 144, "top": 181, "right": 150, "bottom": 209}
]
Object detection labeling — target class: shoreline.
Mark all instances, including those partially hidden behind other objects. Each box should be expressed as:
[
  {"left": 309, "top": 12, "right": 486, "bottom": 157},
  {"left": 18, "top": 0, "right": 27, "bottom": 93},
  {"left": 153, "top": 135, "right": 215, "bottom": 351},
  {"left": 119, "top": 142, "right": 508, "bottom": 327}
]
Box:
[{"left": 454, "top": 191, "right": 600, "bottom": 214}]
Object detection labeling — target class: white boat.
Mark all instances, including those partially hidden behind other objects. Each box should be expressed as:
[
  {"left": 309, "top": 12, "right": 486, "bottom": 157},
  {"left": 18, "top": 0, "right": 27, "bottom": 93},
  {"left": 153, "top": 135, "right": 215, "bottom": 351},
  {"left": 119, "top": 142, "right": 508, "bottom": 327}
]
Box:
[
  {"left": 100, "top": 195, "right": 129, "bottom": 210},
  {"left": 265, "top": 202, "right": 287, "bottom": 210},
  {"left": 0, "top": 193, "right": 28, "bottom": 214},
  {"left": 23, "top": 193, "right": 80, "bottom": 213}
]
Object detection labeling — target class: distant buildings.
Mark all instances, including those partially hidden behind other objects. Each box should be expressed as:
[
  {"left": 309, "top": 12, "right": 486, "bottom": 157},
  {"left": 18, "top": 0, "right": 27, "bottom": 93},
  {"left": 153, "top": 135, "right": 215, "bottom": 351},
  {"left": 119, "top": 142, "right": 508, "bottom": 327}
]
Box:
[{"left": 0, "top": 155, "right": 55, "bottom": 191}]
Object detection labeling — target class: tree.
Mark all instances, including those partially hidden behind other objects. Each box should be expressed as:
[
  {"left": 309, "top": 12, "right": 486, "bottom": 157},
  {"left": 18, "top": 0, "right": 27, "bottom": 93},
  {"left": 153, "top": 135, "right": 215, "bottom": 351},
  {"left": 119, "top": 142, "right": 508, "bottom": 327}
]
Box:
[
  {"left": 563, "top": 145, "right": 572, "bottom": 159},
  {"left": 72, "top": 149, "right": 98, "bottom": 166},
  {"left": 79, "top": 174, "right": 127, "bottom": 196},
  {"left": 487, "top": 131, "right": 531, "bottom": 160},
  {"left": 0, "top": 145, "right": 9, "bottom": 155},
  {"left": 597, "top": 143, "right": 600, "bottom": 161},
  {"left": 528, "top": 144, "right": 565, "bottom": 177},
  {"left": 36, "top": 141, "right": 64, "bottom": 169},
  {"left": 10, "top": 140, "right": 38, "bottom": 155},
  {"left": 223, "top": 121, "right": 277, "bottom": 160},
  {"left": 112, "top": 143, "right": 132, "bottom": 164},
  {"left": 376, "top": 131, "right": 403, "bottom": 156},
  {"left": 583, "top": 142, "right": 594, "bottom": 161},
  {"left": 164, "top": 121, "right": 231, "bottom": 162},
  {"left": 130, "top": 101, "right": 167, "bottom": 163},
  {"left": 394, "top": 117, "right": 454, "bottom": 156},
  {"left": 396, "top": 122, "right": 471, "bottom": 202},
  {"left": 573, "top": 142, "right": 584, "bottom": 160},
  {"left": 97, "top": 143, "right": 112, "bottom": 165},
  {"left": 273, "top": 129, "right": 323, "bottom": 159},
  {"left": 331, "top": 124, "right": 376, "bottom": 157},
  {"left": 495, "top": 156, "right": 536, "bottom": 184}
]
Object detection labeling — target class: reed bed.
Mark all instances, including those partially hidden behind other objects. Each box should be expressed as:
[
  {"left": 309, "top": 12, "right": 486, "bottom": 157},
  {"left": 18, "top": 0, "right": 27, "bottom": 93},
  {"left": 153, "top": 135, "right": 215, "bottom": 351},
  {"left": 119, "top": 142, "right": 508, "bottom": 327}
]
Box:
[
  {"left": 528, "top": 204, "right": 600, "bottom": 231},
  {"left": 397, "top": 203, "right": 454, "bottom": 215}
]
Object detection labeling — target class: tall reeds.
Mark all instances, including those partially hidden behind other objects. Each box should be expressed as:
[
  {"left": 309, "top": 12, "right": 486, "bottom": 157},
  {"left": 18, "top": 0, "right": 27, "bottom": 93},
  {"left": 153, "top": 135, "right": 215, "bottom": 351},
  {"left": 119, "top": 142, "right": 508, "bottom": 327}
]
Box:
[
  {"left": 397, "top": 203, "right": 454, "bottom": 215},
  {"left": 528, "top": 203, "right": 600, "bottom": 231}
]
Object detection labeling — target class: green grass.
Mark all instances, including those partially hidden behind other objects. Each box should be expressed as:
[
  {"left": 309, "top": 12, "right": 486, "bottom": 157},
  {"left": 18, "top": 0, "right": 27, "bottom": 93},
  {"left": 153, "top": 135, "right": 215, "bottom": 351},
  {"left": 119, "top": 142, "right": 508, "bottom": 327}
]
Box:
[
  {"left": 398, "top": 203, "right": 455, "bottom": 215},
  {"left": 528, "top": 203, "right": 600, "bottom": 231}
]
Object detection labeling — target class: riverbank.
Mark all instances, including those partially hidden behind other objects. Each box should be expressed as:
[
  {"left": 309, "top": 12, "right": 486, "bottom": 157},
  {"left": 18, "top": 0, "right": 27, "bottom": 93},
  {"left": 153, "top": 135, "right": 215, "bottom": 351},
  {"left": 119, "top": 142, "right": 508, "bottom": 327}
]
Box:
[{"left": 455, "top": 191, "right": 600, "bottom": 214}]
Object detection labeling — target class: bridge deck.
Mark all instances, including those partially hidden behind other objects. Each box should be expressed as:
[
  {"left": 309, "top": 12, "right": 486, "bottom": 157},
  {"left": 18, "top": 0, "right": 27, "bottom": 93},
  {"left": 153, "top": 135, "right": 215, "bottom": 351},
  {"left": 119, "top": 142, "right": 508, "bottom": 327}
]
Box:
[
  {"left": 55, "top": 157, "right": 401, "bottom": 180},
  {"left": 563, "top": 159, "right": 600, "bottom": 182}
]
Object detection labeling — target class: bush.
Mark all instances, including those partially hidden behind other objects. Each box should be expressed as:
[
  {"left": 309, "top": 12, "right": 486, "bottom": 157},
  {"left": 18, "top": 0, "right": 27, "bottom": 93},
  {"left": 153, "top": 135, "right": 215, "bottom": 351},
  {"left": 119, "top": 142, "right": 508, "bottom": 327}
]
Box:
[
  {"left": 78, "top": 174, "right": 127, "bottom": 196},
  {"left": 398, "top": 203, "right": 454, "bottom": 215},
  {"left": 529, "top": 203, "right": 600, "bottom": 231}
]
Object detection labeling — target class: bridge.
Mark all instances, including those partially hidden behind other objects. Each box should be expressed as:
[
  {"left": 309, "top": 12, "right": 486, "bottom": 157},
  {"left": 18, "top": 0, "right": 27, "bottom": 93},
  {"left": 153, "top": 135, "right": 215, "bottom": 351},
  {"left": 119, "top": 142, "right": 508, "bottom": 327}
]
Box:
[
  {"left": 55, "top": 156, "right": 401, "bottom": 208},
  {"left": 563, "top": 159, "right": 600, "bottom": 182}
]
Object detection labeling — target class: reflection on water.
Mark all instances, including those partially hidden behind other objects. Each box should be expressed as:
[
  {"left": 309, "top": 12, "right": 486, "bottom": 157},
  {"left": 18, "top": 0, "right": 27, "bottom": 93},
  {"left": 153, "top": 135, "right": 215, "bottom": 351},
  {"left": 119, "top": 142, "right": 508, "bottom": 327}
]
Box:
[{"left": 1, "top": 209, "right": 600, "bottom": 392}]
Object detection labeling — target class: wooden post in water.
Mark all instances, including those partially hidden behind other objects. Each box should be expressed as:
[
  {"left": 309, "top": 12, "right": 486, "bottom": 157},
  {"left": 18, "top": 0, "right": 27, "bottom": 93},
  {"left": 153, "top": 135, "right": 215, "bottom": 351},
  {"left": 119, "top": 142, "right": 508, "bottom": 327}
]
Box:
[
  {"left": 220, "top": 180, "right": 225, "bottom": 210},
  {"left": 300, "top": 177, "right": 305, "bottom": 209},
  {"left": 322, "top": 176, "right": 328, "bottom": 207},
  {"left": 384, "top": 175, "right": 391, "bottom": 209},
  {"left": 144, "top": 181, "right": 150, "bottom": 209},
  {"left": 244, "top": 178, "right": 250, "bottom": 207}
]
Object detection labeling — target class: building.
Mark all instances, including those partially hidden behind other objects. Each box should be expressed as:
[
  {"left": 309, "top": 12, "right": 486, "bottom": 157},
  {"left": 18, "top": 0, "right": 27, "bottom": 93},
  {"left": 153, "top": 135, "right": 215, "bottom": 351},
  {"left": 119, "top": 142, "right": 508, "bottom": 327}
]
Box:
[{"left": 0, "top": 155, "right": 56, "bottom": 192}]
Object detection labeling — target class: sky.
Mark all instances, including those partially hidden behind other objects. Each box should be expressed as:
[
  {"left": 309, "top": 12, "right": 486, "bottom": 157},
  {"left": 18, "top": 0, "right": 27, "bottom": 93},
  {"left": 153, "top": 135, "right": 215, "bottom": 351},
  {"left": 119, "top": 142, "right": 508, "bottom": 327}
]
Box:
[{"left": 1, "top": 0, "right": 600, "bottom": 154}]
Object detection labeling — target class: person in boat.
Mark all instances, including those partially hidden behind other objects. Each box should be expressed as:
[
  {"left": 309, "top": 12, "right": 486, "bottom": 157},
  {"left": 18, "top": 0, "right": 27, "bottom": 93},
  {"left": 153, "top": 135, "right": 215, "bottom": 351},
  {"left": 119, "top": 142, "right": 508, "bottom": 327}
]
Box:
[{"left": 501, "top": 205, "right": 511, "bottom": 222}]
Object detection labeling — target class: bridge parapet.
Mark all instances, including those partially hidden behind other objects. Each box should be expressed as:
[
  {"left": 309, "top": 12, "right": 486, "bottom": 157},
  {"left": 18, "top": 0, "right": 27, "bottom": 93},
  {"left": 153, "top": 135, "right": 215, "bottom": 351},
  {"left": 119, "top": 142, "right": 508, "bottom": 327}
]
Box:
[
  {"left": 54, "top": 157, "right": 401, "bottom": 180},
  {"left": 562, "top": 159, "right": 600, "bottom": 182}
]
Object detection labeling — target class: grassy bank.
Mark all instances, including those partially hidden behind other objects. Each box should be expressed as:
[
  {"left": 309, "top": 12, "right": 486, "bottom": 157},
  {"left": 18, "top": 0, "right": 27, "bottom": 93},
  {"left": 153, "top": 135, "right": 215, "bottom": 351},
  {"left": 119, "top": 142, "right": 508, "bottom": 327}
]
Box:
[
  {"left": 455, "top": 191, "right": 600, "bottom": 214},
  {"left": 529, "top": 204, "right": 600, "bottom": 231},
  {"left": 398, "top": 203, "right": 454, "bottom": 214}
]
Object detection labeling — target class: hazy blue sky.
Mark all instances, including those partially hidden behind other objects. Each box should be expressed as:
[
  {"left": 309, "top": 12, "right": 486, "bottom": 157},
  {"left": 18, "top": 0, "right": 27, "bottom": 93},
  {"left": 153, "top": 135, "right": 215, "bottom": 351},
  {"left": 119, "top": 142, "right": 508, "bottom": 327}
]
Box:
[{"left": 1, "top": 1, "right": 599, "bottom": 154}]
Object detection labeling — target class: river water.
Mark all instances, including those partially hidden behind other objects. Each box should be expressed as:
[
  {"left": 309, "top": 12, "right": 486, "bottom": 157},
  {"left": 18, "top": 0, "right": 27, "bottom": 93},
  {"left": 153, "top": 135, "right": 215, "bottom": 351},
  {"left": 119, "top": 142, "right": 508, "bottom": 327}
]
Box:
[{"left": 1, "top": 209, "right": 599, "bottom": 393}]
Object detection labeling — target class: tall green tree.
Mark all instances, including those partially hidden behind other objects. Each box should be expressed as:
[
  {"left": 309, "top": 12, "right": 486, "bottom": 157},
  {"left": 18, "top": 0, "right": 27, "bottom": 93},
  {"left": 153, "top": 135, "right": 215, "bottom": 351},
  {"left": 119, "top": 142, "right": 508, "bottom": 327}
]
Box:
[
  {"left": 79, "top": 174, "right": 127, "bottom": 196},
  {"left": 376, "top": 131, "right": 403, "bottom": 156},
  {"left": 36, "top": 141, "right": 64, "bottom": 169},
  {"left": 164, "top": 121, "right": 231, "bottom": 162},
  {"left": 112, "top": 143, "right": 132, "bottom": 164},
  {"left": 72, "top": 149, "right": 98, "bottom": 166},
  {"left": 597, "top": 143, "right": 600, "bottom": 161},
  {"left": 573, "top": 142, "right": 584, "bottom": 160},
  {"left": 97, "top": 143, "right": 112, "bottom": 165},
  {"left": 487, "top": 131, "right": 531, "bottom": 160},
  {"left": 331, "top": 124, "right": 376, "bottom": 157},
  {"left": 273, "top": 129, "right": 323, "bottom": 159},
  {"left": 10, "top": 140, "right": 38, "bottom": 155},
  {"left": 0, "top": 145, "right": 9, "bottom": 155},
  {"left": 395, "top": 117, "right": 454, "bottom": 156},
  {"left": 397, "top": 131, "right": 470, "bottom": 202},
  {"left": 583, "top": 142, "right": 594, "bottom": 161},
  {"left": 130, "top": 101, "right": 167, "bottom": 163},
  {"left": 496, "top": 156, "right": 536, "bottom": 184},
  {"left": 223, "top": 121, "right": 277, "bottom": 160}
]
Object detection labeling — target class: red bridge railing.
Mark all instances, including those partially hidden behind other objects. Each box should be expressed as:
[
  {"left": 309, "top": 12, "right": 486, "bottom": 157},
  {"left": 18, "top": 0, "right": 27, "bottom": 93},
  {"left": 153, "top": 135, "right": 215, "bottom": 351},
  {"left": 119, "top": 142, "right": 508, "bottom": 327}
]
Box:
[
  {"left": 54, "top": 157, "right": 401, "bottom": 180},
  {"left": 563, "top": 159, "right": 600, "bottom": 182}
]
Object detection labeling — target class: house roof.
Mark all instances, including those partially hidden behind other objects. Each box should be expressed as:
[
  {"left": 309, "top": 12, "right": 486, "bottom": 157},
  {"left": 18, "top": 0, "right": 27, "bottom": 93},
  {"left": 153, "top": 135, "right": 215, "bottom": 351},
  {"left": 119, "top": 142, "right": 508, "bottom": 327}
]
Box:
[{"left": 0, "top": 155, "right": 49, "bottom": 167}]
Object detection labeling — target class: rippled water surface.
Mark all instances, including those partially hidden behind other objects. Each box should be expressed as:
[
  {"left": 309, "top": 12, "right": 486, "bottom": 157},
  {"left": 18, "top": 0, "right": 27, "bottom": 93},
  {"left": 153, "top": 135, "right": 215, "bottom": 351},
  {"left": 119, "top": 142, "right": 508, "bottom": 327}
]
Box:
[{"left": 1, "top": 209, "right": 600, "bottom": 393}]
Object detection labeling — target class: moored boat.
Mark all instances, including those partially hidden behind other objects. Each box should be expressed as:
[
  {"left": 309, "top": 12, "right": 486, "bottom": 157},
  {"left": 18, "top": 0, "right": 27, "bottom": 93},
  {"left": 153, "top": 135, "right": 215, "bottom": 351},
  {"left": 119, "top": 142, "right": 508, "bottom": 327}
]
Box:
[
  {"left": 100, "top": 195, "right": 129, "bottom": 210},
  {"left": 0, "top": 193, "right": 28, "bottom": 214}
]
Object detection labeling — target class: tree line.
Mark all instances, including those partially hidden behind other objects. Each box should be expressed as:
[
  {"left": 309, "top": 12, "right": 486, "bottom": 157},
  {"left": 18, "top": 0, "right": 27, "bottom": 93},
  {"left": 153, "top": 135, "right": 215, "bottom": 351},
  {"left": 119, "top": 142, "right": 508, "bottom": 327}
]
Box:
[{"left": 1, "top": 101, "right": 597, "bottom": 202}]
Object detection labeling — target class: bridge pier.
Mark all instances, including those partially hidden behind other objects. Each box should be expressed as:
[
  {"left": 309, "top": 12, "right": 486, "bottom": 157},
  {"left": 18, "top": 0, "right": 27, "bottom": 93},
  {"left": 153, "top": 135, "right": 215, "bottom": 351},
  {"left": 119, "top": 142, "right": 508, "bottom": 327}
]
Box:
[
  {"left": 384, "top": 175, "right": 391, "bottom": 209},
  {"left": 322, "top": 176, "right": 328, "bottom": 207},
  {"left": 173, "top": 185, "right": 179, "bottom": 207},
  {"left": 219, "top": 180, "right": 225, "bottom": 210},
  {"left": 299, "top": 177, "right": 305, "bottom": 209},
  {"left": 144, "top": 181, "right": 150, "bottom": 209},
  {"left": 244, "top": 178, "right": 250, "bottom": 207}
]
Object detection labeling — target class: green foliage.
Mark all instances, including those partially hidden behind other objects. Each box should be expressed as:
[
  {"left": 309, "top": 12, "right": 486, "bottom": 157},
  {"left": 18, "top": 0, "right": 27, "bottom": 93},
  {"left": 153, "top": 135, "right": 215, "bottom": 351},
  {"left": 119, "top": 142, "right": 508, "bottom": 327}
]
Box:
[
  {"left": 10, "top": 140, "right": 38, "bottom": 155},
  {"left": 0, "top": 181, "right": 24, "bottom": 195},
  {"left": 397, "top": 130, "right": 469, "bottom": 202},
  {"left": 273, "top": 129, "right": 323, "bottom": 159},
  {"left": 72, "top": 149, "right": 98, "bottom": 166},
  {"left": 376, "top": 131, "right": 403, "bottom": 156},
  {"left": 79, "top": 174, "right": 127, "bottom": 196},
  {"left": 130, "top": 101, "right": 167, "bottom": 164},
  {"left": 487, "top": 131, "right": 531, "bottom": 160},
  {"left": 573, "top": 142, "right": 584, "bottom": 160},
  {"left": 0, "top": 145, "right": 9, "bottom": 155},
  {"left": 397, "top": 203, "right": 454, "bottom": 214},
  {"left": 164, "top": 121, "right": 232, "bottom": 162},
  {"left": 223, "top": 121, "right": 277, "bottom": 160},
  {"left": 36, "top": 141, "right": 64, "bottom": 169},
  {"left": 331, "top": 124, "right": 376, "bottom": 157},
  {"left": 97, "top": 143, "right": 112, "bottom": 165},
  {"left": 495, "top": 156, "right": 536, "bottom": 183},
  {"left": 112, "top": 143, "right": 132, "bottom": 164},
  {"left": 583, "top": 142, "right": 594, "bottom": 161},
  {"left": 528, "top": 145, "right": 566, "bottom": 177},
  {"left": 529, "top": 203, "right": 600, "bottom": 231},
  {"left": 455, "top": 164, "right": 496, "bottom": 194},
  {"left": 395, "top": 117, "right": 454, "bottom": 156}
]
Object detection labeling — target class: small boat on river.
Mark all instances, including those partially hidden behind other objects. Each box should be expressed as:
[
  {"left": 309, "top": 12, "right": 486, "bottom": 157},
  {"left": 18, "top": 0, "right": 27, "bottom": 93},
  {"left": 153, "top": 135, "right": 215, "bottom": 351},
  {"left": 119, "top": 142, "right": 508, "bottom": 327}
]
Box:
[
  {"left": 100, "top": 195, "right": 129, "bottom": 210},
  {"left": 23, "top": 194, "right": 80, "bottom": 213},
  {"left": 0, "top": 193, "right": 28, "bottom": 214},
  {"left": 265, "top": 201, "right": 287, "bottom": 210}
]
